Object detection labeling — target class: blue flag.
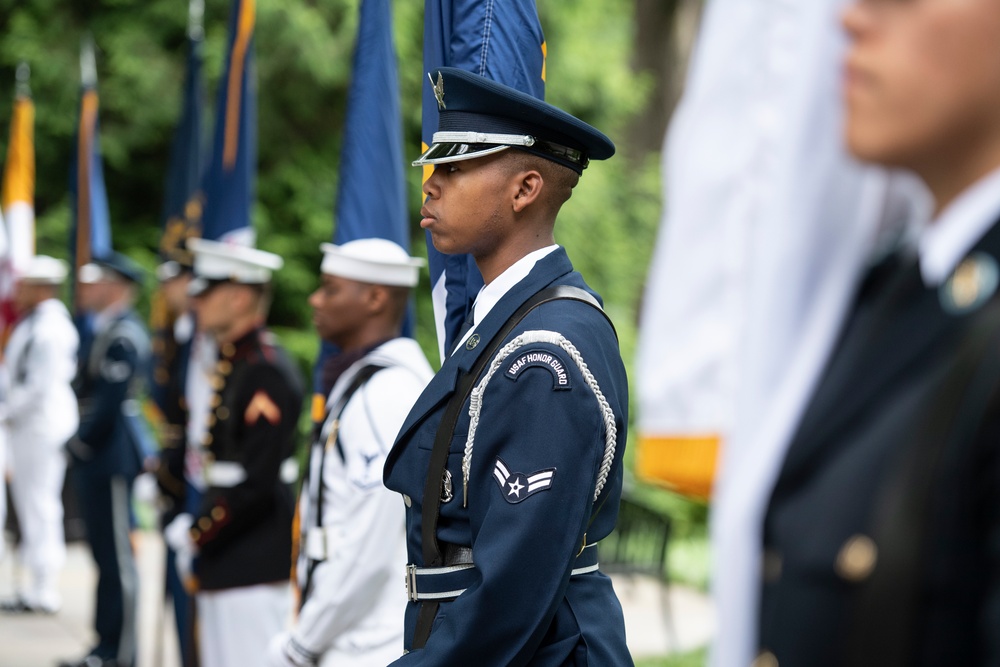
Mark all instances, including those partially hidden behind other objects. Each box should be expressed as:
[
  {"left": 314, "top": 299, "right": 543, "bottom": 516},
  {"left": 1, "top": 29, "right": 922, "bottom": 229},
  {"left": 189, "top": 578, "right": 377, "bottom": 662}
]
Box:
[
  {"left": 160, "top": 16, "right": 205, "bottom": 260},
  {"left": 200, "top": 0, "right": 256, "bottom": 244},
  {"left": 312, "top": 0, "right": 409, "bottom": 409},
  {"left": 150, "top": 5, "right": 206, "bottom": 417},
  {"left": 70, "top": 37, "right": 113, "bottom": 315},
  {"left": 421, "top": 0, "right": 546, "bottom": 361}
]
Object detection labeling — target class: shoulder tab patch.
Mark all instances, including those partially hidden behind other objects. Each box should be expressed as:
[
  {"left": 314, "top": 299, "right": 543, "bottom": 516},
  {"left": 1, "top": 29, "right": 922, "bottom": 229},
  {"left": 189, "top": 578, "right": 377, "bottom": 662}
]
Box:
[
  {"left": 492, "top": 457, "right": 556, "bottom": 504},
  {"left": 504, "top": 348, "right": 572, "bottom": 390}
]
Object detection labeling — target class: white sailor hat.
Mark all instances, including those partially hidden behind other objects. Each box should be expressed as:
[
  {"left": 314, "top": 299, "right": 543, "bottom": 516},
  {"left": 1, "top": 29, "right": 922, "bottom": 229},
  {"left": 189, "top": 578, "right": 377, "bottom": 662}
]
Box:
[
  {"left": 320, "top": 239, "right": 424, "bottom": 287},
  {"left": 19, "top": 255, "right": 68, "bottom": 285},
  {"left": 187, "top": 237, "right": 283, "bottom": 296}
]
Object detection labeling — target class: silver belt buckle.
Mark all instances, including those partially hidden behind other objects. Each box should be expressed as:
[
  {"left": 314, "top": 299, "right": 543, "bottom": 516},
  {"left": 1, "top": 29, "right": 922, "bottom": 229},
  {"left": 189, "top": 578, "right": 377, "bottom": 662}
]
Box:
[{"left": 405, "top": 564, "right": 418, "bottom": 602}]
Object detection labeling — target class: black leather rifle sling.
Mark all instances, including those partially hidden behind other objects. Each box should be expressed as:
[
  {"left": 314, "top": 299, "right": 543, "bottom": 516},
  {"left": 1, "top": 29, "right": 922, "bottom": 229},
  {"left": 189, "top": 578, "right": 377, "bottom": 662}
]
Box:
[
  {"left": 301, "top": 363, "right": 385, "bottom": 607},
  {"left": 412, "top": 285, "right": 615, "bottom": 649},
  {"left": 842, "top": 297, "right": 1000, "bottom": 666}
]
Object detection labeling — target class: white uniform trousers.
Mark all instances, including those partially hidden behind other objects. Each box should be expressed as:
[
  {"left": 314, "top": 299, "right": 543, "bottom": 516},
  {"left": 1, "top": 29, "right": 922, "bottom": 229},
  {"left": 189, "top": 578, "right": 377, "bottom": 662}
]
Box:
[
  {"left": 8, "top": 435, "right": 67, "bottom": 609},
  {"left": 0, "top": 425, "right": 7, "bottom": 563},
  {"left": 198, "top": 582, "right": 290, "bottom": 667},
  {"left": 319, "top": 635, "right": 402, "bottom": 667}
]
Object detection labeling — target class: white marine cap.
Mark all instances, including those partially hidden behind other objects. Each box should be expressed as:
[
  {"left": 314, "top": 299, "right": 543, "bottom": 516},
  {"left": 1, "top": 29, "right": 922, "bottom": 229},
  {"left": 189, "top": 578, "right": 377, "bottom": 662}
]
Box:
[
  {"left": 320, "top": 239, "right": 424, "bottom": 287},
  {"left": 187, "top": 237, "right": 283, "bottom": 296},
  {"left": 19, "top": 255, "right": 68, "bottom": 285}
]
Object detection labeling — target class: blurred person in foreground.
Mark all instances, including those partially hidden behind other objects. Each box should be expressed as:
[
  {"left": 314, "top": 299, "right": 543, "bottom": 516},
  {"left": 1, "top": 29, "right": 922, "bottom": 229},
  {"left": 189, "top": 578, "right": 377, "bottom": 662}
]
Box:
[
  {"left": 755, "top": 1, "right": 1000, "bottom": 665},
  {"left": 269, "top": 239, "right": 432, "bottom": 667},
  {"left": 165, "top": 238, "right": 303, "bottom": 667},
  {"left": 383, "top": 68, "right": 632, "bottom": 665},
  {"left": 0, "top": 256, "right": 78, "bottom": 615},
  {"left": 62, "top": 253, "right": 150, "bottom": 667},
  {"left": 149, "top": 256, "right": 201, "bottom": 667}
]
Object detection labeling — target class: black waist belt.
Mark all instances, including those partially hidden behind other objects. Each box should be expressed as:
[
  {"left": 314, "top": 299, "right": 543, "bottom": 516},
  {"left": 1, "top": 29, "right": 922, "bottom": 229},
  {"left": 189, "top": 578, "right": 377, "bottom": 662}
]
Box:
[{"left": 405, "top": 543, "right": 599, "bottom": 603}]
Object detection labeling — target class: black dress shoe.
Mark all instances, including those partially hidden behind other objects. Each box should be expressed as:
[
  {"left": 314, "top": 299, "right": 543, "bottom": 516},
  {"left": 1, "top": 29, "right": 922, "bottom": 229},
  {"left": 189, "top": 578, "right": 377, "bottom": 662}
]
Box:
[
  {"left": 57, "top": 655, "right": 119, "bottom": 667},
  {"left": 0, "top": 597, "right": 57, "bottom": 615}
]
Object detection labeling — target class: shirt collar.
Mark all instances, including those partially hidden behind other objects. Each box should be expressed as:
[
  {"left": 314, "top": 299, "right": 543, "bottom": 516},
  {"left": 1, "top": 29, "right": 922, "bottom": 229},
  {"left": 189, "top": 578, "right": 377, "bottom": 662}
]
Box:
[
  {"left": 920, "top": 165, "right": 1000, "bottom": 286},
  {"left": 453, "top": 244, "right": 559, "bottom": 353}
]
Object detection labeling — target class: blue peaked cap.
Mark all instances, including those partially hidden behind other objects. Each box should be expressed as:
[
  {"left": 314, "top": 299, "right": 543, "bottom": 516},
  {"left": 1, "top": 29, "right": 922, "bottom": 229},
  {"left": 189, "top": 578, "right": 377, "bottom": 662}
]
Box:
[
  {"left": 413, "top": 67, "right": 615, "bottom": 175},
  {"left": 93, "top": 251, "right": 146, "bottom": 285}
]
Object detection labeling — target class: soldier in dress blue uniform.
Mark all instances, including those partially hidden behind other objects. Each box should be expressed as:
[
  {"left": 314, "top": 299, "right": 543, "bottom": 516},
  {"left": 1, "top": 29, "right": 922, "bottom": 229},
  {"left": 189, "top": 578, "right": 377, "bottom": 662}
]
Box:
[
  {"left": 382, "top": 68, "right": 632, "bottom": 666},
  {"left": 61, "top": 253, "right": 151, "bottom": 667},
  {"left": 752, "top": 3, "right": 1000, "bottom": 667},
  {"left": 150, "top": 256, "right": 201, "bottom": 667},
  {"left": 164, "top": 238, "right": 304, "bottom": 667}
]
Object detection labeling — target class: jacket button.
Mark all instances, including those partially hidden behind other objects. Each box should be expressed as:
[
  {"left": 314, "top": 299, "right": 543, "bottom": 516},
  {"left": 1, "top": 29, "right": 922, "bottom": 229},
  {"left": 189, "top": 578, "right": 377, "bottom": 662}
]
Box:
[
  {"left": 222, "top": 342, "right": 236, "bottom": 357},
  {"left": 402, "top": 494, "right": 412, "bottom": 507},
  {"left": 211, "top": 394, "right": 222, "bottom": 408},
  {"left": 217, "top": 360, "right": 233, "bottom": 375},
  {"left": 835, "top": 534, "right": 878, "bottom": 582},
  {"left": 217, "top": 406, "right": 230, "bottom": 421},
  {"left": 203, "top": 434, "right": 213, "bottom": 446},
  {"left": 752, "top": 650, "right": 778, "bottom": 667},
  {"left": 762, "top": 549, "right": 782, "bottom": 583},
  {"left": 198, "top": 517, "right": 212, "bottom": 531},
  {"left": 211, "top": 507, "right": 226, "bottom": 520}
]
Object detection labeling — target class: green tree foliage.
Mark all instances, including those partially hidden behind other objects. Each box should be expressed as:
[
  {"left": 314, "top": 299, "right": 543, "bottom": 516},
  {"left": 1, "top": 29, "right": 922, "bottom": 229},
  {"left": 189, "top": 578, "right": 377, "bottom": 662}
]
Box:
[{"left": 0, "top": 0, "right": 662, "bottom": 409}]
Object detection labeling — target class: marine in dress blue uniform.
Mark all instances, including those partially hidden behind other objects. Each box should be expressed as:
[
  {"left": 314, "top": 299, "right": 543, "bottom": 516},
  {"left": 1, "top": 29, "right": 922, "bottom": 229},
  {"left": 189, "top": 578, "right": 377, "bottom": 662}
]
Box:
[
  {"left": 383, "top": 68, "right": 632, "bottom": 666},
  {"left": 62, "top": 253, "right": 151, "bottom": 667},
  {"left": 755, "top": 3, "right": 1000, "bottom": 667}
]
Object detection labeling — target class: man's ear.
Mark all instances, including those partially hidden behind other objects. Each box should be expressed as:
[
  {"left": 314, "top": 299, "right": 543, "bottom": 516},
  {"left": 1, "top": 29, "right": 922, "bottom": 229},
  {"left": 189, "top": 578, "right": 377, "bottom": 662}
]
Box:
[
  {"left": 363, "top": 284, "right": 390, "bottom": 315},
  {"left": 512, "top": 169, "right": 544, "bottom": 213}
]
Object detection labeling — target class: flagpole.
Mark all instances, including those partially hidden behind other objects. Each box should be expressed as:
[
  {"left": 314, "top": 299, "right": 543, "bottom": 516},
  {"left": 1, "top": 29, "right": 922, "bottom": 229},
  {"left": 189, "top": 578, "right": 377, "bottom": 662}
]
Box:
[
  {"left": 80, "top": 34, "right": 97, "bottom": 90},
  {"left": 189, "top": 0, "right": 204, "bottom": 41},
  {"left": 14, "top": 63, "right": 29, "bottom": 99}
]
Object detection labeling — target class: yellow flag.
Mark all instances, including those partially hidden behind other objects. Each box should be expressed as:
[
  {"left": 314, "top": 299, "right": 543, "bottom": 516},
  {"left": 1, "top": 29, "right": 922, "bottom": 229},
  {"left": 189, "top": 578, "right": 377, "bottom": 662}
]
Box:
[{"left": 1, "top": 94, "right": 35, "bottom": 271}]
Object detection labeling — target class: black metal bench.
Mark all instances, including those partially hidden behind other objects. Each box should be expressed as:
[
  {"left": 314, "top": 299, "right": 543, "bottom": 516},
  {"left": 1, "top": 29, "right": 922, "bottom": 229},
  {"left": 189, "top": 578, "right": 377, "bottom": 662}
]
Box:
[{"left": 600, "top": 493, "right": 676, "bottom": 645}]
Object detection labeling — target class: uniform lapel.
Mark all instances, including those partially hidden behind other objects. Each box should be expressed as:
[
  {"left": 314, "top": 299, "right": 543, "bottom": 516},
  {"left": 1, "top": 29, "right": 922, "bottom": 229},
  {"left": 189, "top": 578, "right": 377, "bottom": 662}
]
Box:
[{"left": 786, "top": 219, "right": 1000, "bottom": 473}]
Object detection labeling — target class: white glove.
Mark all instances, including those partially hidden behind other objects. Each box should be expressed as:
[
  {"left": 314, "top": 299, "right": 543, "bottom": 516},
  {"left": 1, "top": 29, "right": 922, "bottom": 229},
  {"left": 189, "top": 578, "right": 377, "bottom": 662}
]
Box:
[
  {"left": 268, "top": 633, "right": 319, "bottom": 667},
  {"left": 132, "top": 472, "right": 159, "bottom": 506},
  {"left": 163, "top": 513, "right": 197, "bottom": 582}
]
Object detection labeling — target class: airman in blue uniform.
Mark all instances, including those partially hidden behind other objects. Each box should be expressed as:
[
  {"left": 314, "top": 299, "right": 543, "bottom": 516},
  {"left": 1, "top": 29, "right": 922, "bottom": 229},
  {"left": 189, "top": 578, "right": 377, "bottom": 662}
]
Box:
[
  {"left": 62, "top": 252, "right": 151, "bottom": 667},
  {"left": 383, "top": 68, "right": 633, "bottom": 666}
]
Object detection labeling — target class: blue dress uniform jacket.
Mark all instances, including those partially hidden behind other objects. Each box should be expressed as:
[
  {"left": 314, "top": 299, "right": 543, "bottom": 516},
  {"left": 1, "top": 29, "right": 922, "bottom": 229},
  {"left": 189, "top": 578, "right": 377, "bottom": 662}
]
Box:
[
  {"left": 758, "top": 219, "right": 1000, "bottom": 667},
  {"left": 72, "top": 311, "right": 152, "bottom": 478},
  {"left": 383, "top": 248, "right": 633, "bottom": 666},
  {"left": 152, "top": 314, "right": 194, "bottom": 524},
  {"left": 190, "top": 326, "right": 304, "bottom": 592}
]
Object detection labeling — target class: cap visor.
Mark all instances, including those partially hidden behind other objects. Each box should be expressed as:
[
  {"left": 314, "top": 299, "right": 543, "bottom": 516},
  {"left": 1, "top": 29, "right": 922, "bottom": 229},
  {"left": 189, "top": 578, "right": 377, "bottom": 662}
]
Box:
[{"left": 412, "top": 143, "right": 511, "bottom": 167}]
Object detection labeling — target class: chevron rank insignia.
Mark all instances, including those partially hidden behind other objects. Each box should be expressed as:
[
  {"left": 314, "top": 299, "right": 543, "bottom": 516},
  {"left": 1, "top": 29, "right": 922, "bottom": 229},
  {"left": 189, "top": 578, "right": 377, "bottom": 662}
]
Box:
[
  {"left": 493, "top": 457, "right": 556, "bottom": 504},
  {"left": 245, "top": 390, "right": 281, "bottom": 425}
]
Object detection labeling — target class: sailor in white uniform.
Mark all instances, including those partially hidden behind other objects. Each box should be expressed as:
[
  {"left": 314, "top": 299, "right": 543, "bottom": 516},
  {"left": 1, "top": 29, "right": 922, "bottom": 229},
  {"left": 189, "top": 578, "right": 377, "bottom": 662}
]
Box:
[
  {"left": 269, "top": 239, "right": 432, "bottom": 667},
  {"left": 1, "top": 256, "right": 79, "bottom": 614}
]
